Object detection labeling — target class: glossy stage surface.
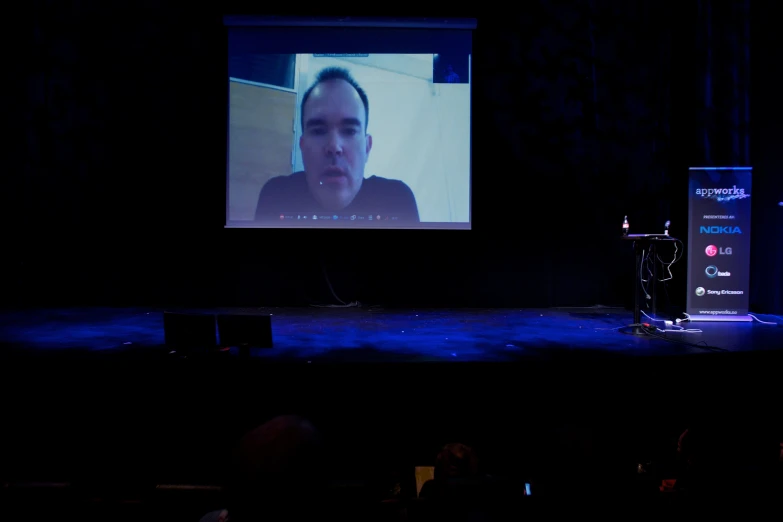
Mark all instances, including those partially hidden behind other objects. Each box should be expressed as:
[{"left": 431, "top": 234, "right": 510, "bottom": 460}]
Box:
[
  {"left": 1, "top": 306, "right": 781, "bottom": 362},
  {"left": 1, "top": 306, "right": 781, "bottom": 487}
]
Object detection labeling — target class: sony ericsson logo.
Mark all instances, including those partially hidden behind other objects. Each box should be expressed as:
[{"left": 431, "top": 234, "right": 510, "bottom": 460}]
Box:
[
  {"left": 694, "top": 287, "right": 744, "bottom": 296},
  {"left": 705, "top": 265, "right": 730, "bottom": 278},
  {"left": 700, "top": 226, "right": 741, "bottom": 234},
  {"left": 695, "top": 186, "right": 750, "bottom": 202}
]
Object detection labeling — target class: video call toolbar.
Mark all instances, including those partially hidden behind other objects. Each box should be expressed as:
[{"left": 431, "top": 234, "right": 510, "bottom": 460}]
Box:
[{"left": 278, "top": 214, "right": 400, "bottom": 222}]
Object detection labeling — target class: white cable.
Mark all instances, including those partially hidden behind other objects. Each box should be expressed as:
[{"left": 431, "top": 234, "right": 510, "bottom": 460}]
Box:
[
  {"left": 654, "top": 325, "right": 702, "bottom": 334},
  {"left": 749, "top": 314, "right": 778, "bottom": 325},
  {"left": 309, "top": 261, "right": 362, "bottom": 308},
  {"left": 640, "top": 248, "right": 647, "bottom": 283},
  {"left": 641, "top": 311, "right": 665, "bottom": 322},
  {"left": 658, "top": 241, "right": 677, "bottom": 282},
  {"left": 642, "top": 311, "right": 702, "bottom": 332},
  {"left": 657, "top": 238, "right": 684, "bottom": 265},
  {"left": 639, "top": 249, "right": 651, "bottom": 299},
  {"left": 312, "top": 301, "right": 361, "bottom": 308},
  {"left": 675, "top": 313, "right": 691, "bottom": 324}
]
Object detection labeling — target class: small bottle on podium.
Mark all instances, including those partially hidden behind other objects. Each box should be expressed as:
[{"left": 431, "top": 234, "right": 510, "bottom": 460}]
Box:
[{"left": 622, "top": 216, "right": 629, "bottom": 236}]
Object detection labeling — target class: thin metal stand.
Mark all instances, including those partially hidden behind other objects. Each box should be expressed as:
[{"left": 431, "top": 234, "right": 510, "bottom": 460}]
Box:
[
  {"left": 626, "top": 241, "right": 651, "bottom": 336},
  {"left": 619, "top": 236, "right": 677, "bottom": 337}
]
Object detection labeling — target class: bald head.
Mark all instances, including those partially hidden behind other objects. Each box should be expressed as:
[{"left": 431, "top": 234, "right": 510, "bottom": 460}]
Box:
[
  {"left": 234, "top": 415, "right": 322, "bottom": 478},
  {"left": 300, "top": 67, "right": 369, "bottom": 132},
  {"left": 227, "top": 415, "right": 326, "bottom": 521},
  {"left": 434, "top": 443, "right": 479, "bottom": 481}
]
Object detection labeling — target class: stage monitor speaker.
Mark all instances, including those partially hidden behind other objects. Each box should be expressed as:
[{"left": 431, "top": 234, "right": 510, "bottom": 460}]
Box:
[
  {"left": 217, "top": 314, "right": 273, "bottom": 349},
  {"left": 163, "top": 312, "right": 218, "bottom": 354}
]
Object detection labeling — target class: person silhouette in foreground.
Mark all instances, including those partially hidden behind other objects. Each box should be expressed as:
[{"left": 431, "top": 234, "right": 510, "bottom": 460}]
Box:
[
  {"left": 674, "top": 418, "right": 782, "bottom": 508},
  {"left": 419, "top": 442, "right": 480, "bottom": 500},
  {"left": 201, "top": 415, "right": 327, "bottom": 522},
  {"left": 416, "top": 442, "right": 504, "bottom": 522}
]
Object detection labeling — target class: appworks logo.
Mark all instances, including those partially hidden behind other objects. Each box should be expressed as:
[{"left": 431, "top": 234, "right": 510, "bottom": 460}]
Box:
[{"left": 695, "top": 186, "right": 750, "bottom": 202}]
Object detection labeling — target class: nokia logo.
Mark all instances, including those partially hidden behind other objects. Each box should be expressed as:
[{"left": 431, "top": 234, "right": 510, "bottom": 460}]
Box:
[{"left": 700, "top": 226, "right": 742, "bottom": 234}]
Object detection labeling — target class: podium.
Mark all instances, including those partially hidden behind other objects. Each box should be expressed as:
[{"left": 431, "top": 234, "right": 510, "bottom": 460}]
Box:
[{"left": 621, "top": 234, "right": 679, "bottom": 336}]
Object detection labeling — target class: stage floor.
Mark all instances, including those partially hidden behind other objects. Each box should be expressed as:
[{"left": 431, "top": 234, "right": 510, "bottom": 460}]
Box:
[
  {"left": 2, "top": 305, "right": 781, "bottom": 487},
  {"left": 1, "top": 305, "right": 781, "bottom": 362}
]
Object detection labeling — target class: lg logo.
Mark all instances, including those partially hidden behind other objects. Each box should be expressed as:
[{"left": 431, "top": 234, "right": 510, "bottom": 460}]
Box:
[{"left": 705, "top": 245, "right": 732, "bottom": 256}]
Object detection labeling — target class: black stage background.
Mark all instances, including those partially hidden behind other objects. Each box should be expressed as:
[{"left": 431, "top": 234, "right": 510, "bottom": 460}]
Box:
[
  {"left": 2, "top": 3, "right": 783, "bottom": 517},
  {"left": 3, "top": 0, "right": 779, "bottom": 315}
]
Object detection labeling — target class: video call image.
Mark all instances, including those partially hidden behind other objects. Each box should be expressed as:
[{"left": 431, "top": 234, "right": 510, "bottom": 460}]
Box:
[{"left": 226, "top": 51, "right": 472, "bottom": 229}]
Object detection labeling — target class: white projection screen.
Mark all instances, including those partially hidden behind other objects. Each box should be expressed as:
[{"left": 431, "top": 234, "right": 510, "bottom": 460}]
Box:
[{"left": 224, "top": 17, "right": 476, "bottom": 229}]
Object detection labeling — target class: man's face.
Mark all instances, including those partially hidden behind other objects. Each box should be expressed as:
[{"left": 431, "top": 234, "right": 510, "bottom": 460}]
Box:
[{"left": 300, "top": 79, "right": 372, "bottom": 211}]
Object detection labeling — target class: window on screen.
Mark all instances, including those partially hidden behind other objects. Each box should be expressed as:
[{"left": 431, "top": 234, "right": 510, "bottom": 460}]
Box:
[{"left": 224, "top": 20, "right": 474, "bottom": 229}]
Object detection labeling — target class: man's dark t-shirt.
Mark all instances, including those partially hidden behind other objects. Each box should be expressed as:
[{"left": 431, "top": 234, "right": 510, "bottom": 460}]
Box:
[{"left": 254, "top": 171, "right": 420, "bottom": 223}]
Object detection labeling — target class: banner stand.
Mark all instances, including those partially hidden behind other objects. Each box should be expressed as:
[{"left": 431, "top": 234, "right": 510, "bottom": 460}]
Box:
[{"left": 686, "top": 167, "right": 752, "bottom": 322}]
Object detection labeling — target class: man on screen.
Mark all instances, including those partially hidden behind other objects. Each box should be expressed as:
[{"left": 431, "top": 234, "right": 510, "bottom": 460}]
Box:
[{"left": 254, "top": 67, "right": 420, "bottom": 223}]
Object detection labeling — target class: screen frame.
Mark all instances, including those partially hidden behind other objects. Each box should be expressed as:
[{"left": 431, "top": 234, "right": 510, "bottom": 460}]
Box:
[
  {"left": 222, "top": 16, "right": 478, "bottom": 30},
  {"left": 223, "top": 16, "right": 476, "bottom": 231}
]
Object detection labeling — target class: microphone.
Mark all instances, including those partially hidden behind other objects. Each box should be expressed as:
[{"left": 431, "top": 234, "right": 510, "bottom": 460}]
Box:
[{"left": 664, "top": 220, "right": 670, "bottom": 236}]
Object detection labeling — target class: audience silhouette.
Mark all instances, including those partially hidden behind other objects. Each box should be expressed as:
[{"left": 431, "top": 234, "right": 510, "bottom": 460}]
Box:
[{"left": 201, "top": 415, "right": 327, "bottom": 522}]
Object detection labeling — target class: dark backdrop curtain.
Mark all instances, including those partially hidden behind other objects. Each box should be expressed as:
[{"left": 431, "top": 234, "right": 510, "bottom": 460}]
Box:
[
  {"left": 5, "top": 1, "right": 773, "bottom": 313},
  {"left": 475, "top": 0, "right": 675, "bottom": 308},
  {"left": 751, "top": 1, "right": 782, "bottom": 315},
  {"left": 691, "top": 0, "right": 751, "bottom": 166}
]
